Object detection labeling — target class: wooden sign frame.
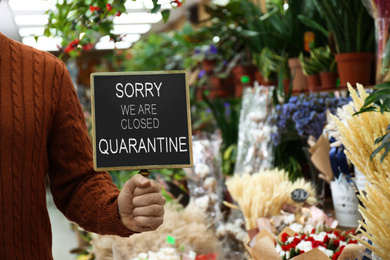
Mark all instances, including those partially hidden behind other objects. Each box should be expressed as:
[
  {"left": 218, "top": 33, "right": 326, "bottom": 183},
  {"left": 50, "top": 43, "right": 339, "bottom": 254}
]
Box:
[{"left": 90, "top": 70, "right": 193, "bottom": 171}]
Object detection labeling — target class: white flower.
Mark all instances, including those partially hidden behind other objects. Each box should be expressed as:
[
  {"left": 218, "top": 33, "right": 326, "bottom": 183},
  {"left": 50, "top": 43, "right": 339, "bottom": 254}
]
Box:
[
  {"left": 339, "top": 241, "right": 348, "bottom": 247},
  {"left": 216, "top": 224, "right": 227, "bottom": 237},
  {"left": 234, "top": 218, "right": 244, "bottom": 227},
  {"left": 194, "top": 163, "right": 210, "bottom": 178},
  {"left": 318, "top": 246, "right": 334, "bottom": 257},
  {"left": 296, "top": 241, "right": 313, "bottom": 252},
  {"left": 276, "top": 244, "right": 283, "bottom": 253},
  {"left": 302, "top": 224, "right": 314, "bottom": 233},
  {"left": 312, "top": 232, "right": 327, "bottom": 242},
  {"left": 209, "top": 193, "right": 218, "bottom": 203},
  {"left": 289, "top": 223, "right": 303, "bottom": 233},
  {"left": 204, "top": 177, "right": 216, "bottom": 189},
  {"left": 138, "top": 252, "right": 148, "bottom": 260},
  {"left": 194, "top": 195, "right": 209, "bottom": 210}
]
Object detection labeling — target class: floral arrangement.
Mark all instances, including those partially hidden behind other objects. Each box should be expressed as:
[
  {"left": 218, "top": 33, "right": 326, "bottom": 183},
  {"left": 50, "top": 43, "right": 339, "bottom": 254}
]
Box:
[
  {"left": 276, "top": 227, "right": 358, "bottom": 260},
  {"left": 225, "top": 168, "right": 316, "bottom": 230},
  {"left": 330, "top": 83, "right": 390, "bottom": 258},
  {"left": 269, "top": 93, "right": 352, "bottom": 145}
]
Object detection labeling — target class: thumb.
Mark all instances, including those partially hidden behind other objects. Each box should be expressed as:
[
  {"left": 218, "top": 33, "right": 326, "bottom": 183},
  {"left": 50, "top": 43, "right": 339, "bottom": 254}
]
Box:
[{"left": 123, "top": 174, "right": 150, "bottom": 194}]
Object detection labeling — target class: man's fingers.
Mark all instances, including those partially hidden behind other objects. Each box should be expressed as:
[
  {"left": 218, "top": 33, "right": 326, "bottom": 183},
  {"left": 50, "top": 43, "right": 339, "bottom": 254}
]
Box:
[
  {"left": 134, "top": 216, "right": 164, "bottom": 231},
  {"left": 133, "top": 193, "right": 166, "bottom": 207},
  {"left": 133, "top": 204, "right": 165, "bottom": 217},
  {"left": 123, "top": 174, "right": 150, "bottom": 195},
  {"left": 133, "top": 180, "right": 161, "bottom": 197}
]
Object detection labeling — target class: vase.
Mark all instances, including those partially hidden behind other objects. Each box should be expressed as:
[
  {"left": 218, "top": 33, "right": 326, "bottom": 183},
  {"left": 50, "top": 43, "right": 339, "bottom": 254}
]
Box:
[
  {"left": 307, "top": 74, "right": 321, "bottom": 92},
  {"left": 335, "top": 52, "right": 373, "bottom": 87},
  {"left": 319, "top": 71, "right": 338, "bottom": 89},
  {"left": 330, "top": 180, "right": 362, "bottom": 227},
  {"left": 288, "top": 58, "right": 308, "bottom": 92}
]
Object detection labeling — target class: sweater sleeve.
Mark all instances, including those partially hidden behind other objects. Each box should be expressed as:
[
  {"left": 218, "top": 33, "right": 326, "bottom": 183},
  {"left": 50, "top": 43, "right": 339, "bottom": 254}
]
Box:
[{"left": 47, "top": 62, "right": 134, "bottom": 237}]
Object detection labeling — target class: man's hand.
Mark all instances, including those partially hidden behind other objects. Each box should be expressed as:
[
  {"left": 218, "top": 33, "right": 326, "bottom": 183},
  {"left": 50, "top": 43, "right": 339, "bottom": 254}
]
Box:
[{"left": 118, "top": 174, "right": 165, "bottom": 233}]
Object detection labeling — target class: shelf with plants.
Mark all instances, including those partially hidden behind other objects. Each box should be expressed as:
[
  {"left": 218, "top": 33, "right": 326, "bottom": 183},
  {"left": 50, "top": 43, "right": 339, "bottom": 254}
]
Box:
[{"left": 41, "top": 0, "right": 390, "bottom": 259}]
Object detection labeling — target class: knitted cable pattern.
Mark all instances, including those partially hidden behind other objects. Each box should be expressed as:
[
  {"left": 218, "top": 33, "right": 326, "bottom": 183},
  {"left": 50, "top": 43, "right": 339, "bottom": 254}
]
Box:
[
  {"left": 10, "top": 39, "right": 25, "bottom": 259},
  {"left": 31, "top": 48, "right": 45, "bottom": 259}
]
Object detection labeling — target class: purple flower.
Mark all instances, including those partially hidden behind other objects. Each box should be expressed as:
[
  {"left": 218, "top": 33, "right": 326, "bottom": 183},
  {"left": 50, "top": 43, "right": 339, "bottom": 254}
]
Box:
[
  {"left": 198, "top": 69, "right": 205, "bottom": 78},
  {"left": 270, "top": 93, "right": 352, "bottom": 142},
  {"left": 208, "top": 44, "right": 218, "bottom": 55}
]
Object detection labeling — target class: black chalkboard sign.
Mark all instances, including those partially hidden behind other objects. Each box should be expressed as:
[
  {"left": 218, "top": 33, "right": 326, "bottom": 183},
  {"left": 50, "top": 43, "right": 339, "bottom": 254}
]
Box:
[{"left": 90, "top": 71, "right": 193, "bottom": 171}]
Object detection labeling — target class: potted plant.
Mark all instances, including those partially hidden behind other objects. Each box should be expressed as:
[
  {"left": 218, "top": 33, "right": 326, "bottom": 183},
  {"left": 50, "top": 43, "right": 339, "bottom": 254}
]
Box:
[
  {"left": 299, "top": 0, "right": 375, "bottom": 86},
  {"left": 255, "top": 47, "right": 290, "bottom": 94},
  {"left": 299, "top": 46, "right": 337, "bottom": 90}
]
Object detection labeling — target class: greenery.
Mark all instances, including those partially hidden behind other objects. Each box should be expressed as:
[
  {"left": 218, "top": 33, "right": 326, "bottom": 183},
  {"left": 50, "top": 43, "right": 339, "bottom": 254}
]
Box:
[
  {"left": 255, "top": 47, "right": 288, "bottom": 82},
  {"left": 45, "top": 0, "right": 183, "bottom": 57},
  {"left": 299, "top": 46, "right": 336, "bottom": 75},
  {"left": 299, "top": 0, "right": 375, "bottom": 53},
  {"left": 203, "top": 96, "right": 241, "bottom": 175},
  {"left": 355, "top": 83, "right": 390, "bottom": 161}
]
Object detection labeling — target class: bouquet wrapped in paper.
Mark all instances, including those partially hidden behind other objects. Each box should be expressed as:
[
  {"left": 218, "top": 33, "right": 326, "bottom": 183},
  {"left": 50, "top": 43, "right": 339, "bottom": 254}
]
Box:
[
  {"left": 244, "top": 226, "right": 365, "bottom": 260},
  {"left": 330, "top": 83, "right": 390, "bottom": 258}
]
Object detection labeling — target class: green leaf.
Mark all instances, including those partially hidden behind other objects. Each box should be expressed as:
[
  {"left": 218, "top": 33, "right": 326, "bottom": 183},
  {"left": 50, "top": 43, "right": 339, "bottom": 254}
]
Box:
[
  {"left": 161, "top": 9, "right": 170, "bottom": 23},
  {"left": 297, "top": 14, "right": 328, "bottom": 37}
]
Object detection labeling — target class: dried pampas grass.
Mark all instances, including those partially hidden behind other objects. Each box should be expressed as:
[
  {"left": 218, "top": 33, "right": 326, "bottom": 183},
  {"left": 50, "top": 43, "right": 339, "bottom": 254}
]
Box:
[
  {"left": 225, "top": 168, "right": 316, "bottom": 230},
  {"left": 91, "top": 202, "right": 221, "bottom": 260},
  {"left": 330, "top": 83, "right": 390, "bottom": 258}
]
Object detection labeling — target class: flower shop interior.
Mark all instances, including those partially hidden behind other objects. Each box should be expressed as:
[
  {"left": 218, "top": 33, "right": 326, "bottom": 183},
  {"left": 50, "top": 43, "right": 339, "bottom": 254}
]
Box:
[{"left": 1, "top": 0, "right": 390, "bottom": 259}]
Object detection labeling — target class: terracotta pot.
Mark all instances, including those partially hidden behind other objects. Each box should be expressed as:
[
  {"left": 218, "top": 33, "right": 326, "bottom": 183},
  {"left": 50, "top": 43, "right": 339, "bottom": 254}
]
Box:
[
  {"left": 210, "top": 76, "right": 234, "bottom": 98},
  {"left": 320, "top": 71, "right": 338, "bottom": 89},
  {"left": 232, "top": 65, "right": 257, "bottom": 97},
  {"left": 202, "top": 59, "right": 216, "bottom": 73},
  {"left": 262, "top": 79, "right": 277, "bottom": 86},
  {"left": 232, "top": 65, "right": 256, "bottom": 85},
  {"left": 283, "top": 78, "right": 292, "bottom": 94},
  {"left": 254, "top": 70, "right": 264, "bottom": 85},
  {"left": 335, "top": 52, "right": 373, "bottom": 87},
  {"left": 288, "top": 58, "right": 308, "bottom": 92},
  {"left": 307, "top": 74, "right": 321, "bottom": 92}
]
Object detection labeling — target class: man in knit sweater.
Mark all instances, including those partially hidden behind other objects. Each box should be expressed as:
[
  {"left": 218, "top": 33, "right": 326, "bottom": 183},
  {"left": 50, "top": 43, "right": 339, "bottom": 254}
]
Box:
[{"left": 0, "top": 29, "right": 165, "bottom": 259}]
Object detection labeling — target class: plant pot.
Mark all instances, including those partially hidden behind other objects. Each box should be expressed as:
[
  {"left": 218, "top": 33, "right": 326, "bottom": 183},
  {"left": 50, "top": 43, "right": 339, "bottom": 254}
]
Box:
[
  {"left": 319, "top": 72, "right": 338, "bottom": 89},
  {"left": 210, "top": 76, "right": 234, "bottom": 98},
  {"left": 202, "top": 59, "right": 216, "bottom": 73},
  {"left": 262, "top": 79, "right": 277, "bottom": 87},
  {"left": 232, "top": 65, "right": 256, "bottom": 97},
  {"left": 283, "top": 78, "right": 291, "bottom": 94},
  {"left": 307, "top": 74, "right": 321, "bottom": 92},
  {"left": 232, "top": 65, "right": 256, "bottom": 85},
  {"left": 335, "top": 52, "right": 374, "bottom": 87},
  {"left": 254, "top": 70, "right": 264, "bottom": 85},
  {"left": 288, "top": 58, "right": 308, "bottom": 92}
]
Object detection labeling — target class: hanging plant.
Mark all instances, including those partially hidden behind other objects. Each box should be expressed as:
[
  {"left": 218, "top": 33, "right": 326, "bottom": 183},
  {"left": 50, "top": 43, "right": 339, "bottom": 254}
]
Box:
[{"left": 44, "top": 0, "right": 184, "bottom": 58}]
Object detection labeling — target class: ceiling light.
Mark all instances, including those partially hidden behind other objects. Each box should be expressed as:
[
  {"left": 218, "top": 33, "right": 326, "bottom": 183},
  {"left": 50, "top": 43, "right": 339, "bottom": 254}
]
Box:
[
  {"left": 95, "top": 41, "right": 133, "bottom": 50},
  {"left": 22, "top": 36, "right": 61, "bottom": 51},
  {"left": 14, "top": 15, "right": 49, "bottom": 26},
  {"left": 19, "top": 27, "right": 45, "bottom": 37},
  {"left": 122, "top": 34, "right": 141, "bottom": 42},
  {"left": 125, "top": 0, "right": 172, "bottom": 10},
  {"left": 111, "top": 24, "right": 151, "bottom": 35},
  {"left": 95, "top": 41, "right": 115, "bottom": 50},
  {"left": 8, "top": 0, "right": 55, "bottom": 11},
  {"left": 99, "top": 34, "right": 141, "bottom": 43},
  {"left": 113, "top": 13, "right": 162, "bottom": 24}
]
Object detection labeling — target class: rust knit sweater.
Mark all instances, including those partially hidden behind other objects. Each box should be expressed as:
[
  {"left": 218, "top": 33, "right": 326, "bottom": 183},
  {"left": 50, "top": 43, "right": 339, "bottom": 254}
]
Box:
[{"left": 0, "top": 33, "right": 134, "bottom": 259}]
